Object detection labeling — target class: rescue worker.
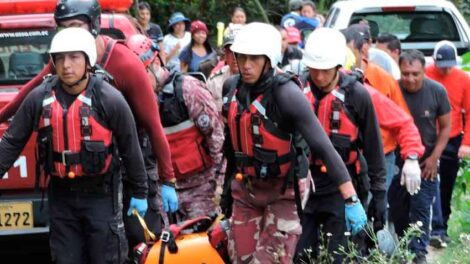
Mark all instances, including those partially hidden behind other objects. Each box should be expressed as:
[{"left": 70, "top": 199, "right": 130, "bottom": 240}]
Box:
[
  {"left": 0, "top": 28, "right": 148, "bottom": 264},
  {"left": 343, "top": 47, "right": 424, "bottom": 199},
  {"left": 222, "top": 22, "right": 367, "bottom": 263},
  {"left": 127, "top": 34, "right": 225, "bottom": 221},
  {"left": 343, "top": 24, "right": 411, "bottom": 189},
  {"left": 207, "top": 25, "right": 242, "bottom": 112},
  {"left": 0, "top": 0, "right": 178, "bottom": 226},
  {"left": 295, "top": 27, "right": 387, "bottom": 263}
]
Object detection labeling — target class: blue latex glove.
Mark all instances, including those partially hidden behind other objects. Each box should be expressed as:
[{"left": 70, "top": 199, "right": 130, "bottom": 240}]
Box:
[
  {"left": 345, "top": 201, "right": 367, "bottom": 235},
  {"left": 128, "top": 197, "right": 148, "bottom": 217},
  {"left": 161, "top": 184, "right": 178, "bottom": 213}
]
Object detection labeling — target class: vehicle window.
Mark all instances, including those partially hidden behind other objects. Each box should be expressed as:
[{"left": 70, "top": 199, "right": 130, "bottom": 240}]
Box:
[
  {"left": 325, "top": 8, "right": 340, "bottom": 28},
  {"left": 350, "top": 11, "right": 460, "bottom": 42},
  {"left": 0, "top": 29, "right": 54, "bottom": 84}
]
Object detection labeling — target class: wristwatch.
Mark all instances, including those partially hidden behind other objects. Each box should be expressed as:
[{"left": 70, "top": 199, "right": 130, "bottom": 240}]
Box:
[
  {"left": 407, "top": 153, "right": 419, "bottom": 161},
  {"left": 345, "top": 194, "right": 359, "bottom": 205}
]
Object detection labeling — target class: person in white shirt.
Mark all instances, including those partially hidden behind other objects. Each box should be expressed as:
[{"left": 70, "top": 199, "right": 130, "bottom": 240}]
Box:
[{"left": 163, "top": 12, "right": 191, "bottom": 71}]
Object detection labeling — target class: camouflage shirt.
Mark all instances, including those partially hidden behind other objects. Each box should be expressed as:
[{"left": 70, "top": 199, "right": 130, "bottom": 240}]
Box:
[{"left": 207, "top": 65, "right": 232, "bottom": 112}]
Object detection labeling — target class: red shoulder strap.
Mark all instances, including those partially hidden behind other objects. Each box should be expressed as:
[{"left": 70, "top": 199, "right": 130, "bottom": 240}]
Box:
[{"left": 97, "top": 35, "right": 117, "bottom": 68}]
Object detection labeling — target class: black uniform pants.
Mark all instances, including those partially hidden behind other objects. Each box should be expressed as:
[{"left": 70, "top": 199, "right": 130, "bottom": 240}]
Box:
[
  {"left": 48, "top": 180, "right": 127, "bottom": 264},
  {"left": 433, "top": 135, "right": 462, "bottom": 236},
  {"left": 295, "top": 191, "right": 346, "bottom": 264}
]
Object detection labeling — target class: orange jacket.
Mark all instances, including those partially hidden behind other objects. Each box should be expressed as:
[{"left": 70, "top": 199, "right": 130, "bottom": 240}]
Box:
[
  {"left": 426, "top": 64, "right": 470, "bottom": 145},
  {"left": 364, "top": 60, "right": 410, "bottom": 154},
  {"left": 364, "top": 84, "right": 425, "bottom": 159}
]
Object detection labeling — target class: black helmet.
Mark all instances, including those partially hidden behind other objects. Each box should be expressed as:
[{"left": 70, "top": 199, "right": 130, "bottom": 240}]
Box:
[{"left": 54, "top": 0, "right": 101, "bottom": 37}]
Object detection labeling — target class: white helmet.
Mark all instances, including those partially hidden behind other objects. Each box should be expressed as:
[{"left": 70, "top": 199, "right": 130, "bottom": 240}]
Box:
[
  {"left": 230, "top": 22, "right": 281, "bottom": 67},
  {"left": 49, "top": 27, "right": 97, "bottom": 67},
  {"left": 302, "top": 27, "right": 347, "bottom": 70}
]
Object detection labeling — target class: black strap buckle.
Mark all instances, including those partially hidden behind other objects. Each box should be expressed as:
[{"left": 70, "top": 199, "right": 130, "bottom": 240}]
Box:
[
  {"left": 61, "top": 150, "right": 72, "bottom": 165},
  {"left": 251, "top": 115, "right": 262, "bottom": 126},
  {"left": 42, "top": 107, "right": 52, "bottom": 118},
  {"left": 79, "top": 105, "right": 91, "bottom": 117},
  {"left": 160, "top": 231, "right": 171, "bottom": 243},
  {"left": 330, "top": 119, "right": 341, "bottom": 130},
  {"left": 81, "top": 125, "right": 92, "bottom": 137}
]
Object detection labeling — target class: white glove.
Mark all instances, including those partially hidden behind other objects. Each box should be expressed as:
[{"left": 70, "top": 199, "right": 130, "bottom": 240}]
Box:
[{"left": 400, "top": 159, "right": 421, "bottom": 195}]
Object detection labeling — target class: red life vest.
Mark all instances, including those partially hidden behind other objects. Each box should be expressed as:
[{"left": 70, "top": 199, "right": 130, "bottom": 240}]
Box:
[
  {"left": 303, "top": 80, "right": 359, "bottom": 165},
  {"left": 38, "top": 76, "right": 114, "bottom": 178},
  {"left": 226, "top": 89, "right": 295, "bottom": 179},
  {"left": 159, "top": 73, "right": 213, "bottom": 179}
]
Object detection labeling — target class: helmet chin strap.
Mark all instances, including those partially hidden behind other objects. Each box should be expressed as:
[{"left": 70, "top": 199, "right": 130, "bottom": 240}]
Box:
[
  {"left": 318, "top": 67, "right": 340, "bottom": 91},
  {"left": 63, "top": 72, "right": 88, "bottom": 90}
]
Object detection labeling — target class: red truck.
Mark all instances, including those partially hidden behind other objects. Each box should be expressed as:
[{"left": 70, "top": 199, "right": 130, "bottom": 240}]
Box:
[{"left": 0, "top": 0, "right": 140, "bottom": 243}]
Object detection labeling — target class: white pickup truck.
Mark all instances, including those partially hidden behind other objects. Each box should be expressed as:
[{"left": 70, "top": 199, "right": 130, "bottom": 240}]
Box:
[{"left": 324, "top": 0, "right": 470, "bottom": 64}]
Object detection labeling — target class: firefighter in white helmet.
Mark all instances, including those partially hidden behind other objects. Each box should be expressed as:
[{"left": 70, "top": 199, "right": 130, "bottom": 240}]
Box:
[
  {"left": 221, "top": 22, "right": 366, "bottom": 263},
  {"left": 295, "top": 27, "right": 385, "bottom": 263},
  {"left": 0, "top": 27, "right": 148, "bottom": 263}
]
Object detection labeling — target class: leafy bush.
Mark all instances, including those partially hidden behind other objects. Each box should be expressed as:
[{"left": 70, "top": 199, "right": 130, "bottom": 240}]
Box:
[{"left": 301, "top": 223, "right": 423, "bottom": 264}]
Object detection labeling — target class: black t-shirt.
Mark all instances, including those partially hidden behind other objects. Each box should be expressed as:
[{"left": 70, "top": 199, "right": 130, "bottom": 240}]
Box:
[
  {"left": 147, "top": 23, "right": 164, "bottom": 43},
  {"left": 399, "top": 78, "right": 451, "bottom": 156}
]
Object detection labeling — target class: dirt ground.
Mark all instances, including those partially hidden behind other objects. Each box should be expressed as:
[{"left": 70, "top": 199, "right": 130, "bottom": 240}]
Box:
[{"left": 428, "top": 246, "right": 445, "bottom": 264}]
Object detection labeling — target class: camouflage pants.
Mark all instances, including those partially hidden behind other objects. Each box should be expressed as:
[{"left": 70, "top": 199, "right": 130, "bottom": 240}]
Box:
[
  {"left": 176, "top": 179, "right": 220, "bottom": 220},
  {"left": 227, "top": 178, "right": 302, "bottom": 264},
  {"left": 157, "top": 167, "right": 221, "bottom": 223}
]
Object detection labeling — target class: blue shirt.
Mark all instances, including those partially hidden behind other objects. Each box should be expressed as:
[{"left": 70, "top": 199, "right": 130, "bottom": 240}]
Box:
[{"left": 179, "top": 47, "right": 216, "bottom": 72}]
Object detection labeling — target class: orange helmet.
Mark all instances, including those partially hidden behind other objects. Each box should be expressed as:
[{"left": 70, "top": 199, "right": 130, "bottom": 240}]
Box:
[{"left": 126, "top": 34, "right": 159, "bottom": 67}]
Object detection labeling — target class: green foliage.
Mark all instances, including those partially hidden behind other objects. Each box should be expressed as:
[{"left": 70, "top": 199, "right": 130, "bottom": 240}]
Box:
[
  {"left": 453, "top": 0, "right": 470, "bottom": 23},
  {"left": 340, "top": 224, "right": 422, "bottom": 264},
  {"left": 447, "top": 159, "right": 470, "bottom": 238},
  {"left": 460, "top": 51, "right": 470, "bottom": 72},
  {"left": 435, "top": 234, "right": 470, "bottom": 264},
  {"left": 303, "top": 224, "right": 423, "bottom": 264},
  {"left": 434, "top": 159, "right": 470, "bottom": 264},
  {"left": 137, "top": 0, "right": 287, "bottom": 36}
]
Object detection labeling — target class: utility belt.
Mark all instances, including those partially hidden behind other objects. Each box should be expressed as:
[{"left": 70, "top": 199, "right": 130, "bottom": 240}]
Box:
[
  {"left": 311, "top": 150, "right": 369, "bottom": 201},
  {"left": 234, "top": 148, "right": 296, "bottom": 180},
  {"left": 330, "top": 133, "right": 358, "bottom": 165},
  {"left": 49, "top": 142, "right": 114, "bottom": 177},
  {"left": 37, "top": 123, "right": 114, "bottom": 178}
]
